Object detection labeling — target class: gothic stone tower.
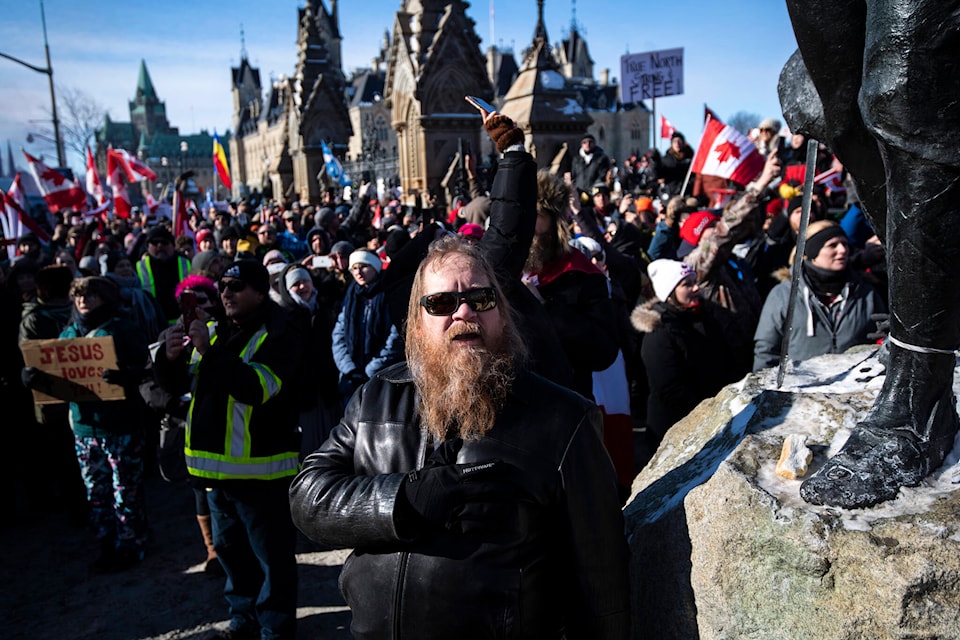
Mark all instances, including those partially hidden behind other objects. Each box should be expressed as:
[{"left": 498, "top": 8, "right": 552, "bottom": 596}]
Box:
[
  {"left": 291, "top": 0, "right": 353, "bottom": 203},
  {"left": 385, "top": 0, "right": 494, "bottom": 203}
]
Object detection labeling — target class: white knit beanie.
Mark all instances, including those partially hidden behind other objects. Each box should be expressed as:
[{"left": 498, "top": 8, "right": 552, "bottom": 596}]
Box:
[
  {"left": 348, "top": 250, "right": 382, "bottom": 273},
  {"left": 648, "top": 259, "right": 695, "bottom": 301}
]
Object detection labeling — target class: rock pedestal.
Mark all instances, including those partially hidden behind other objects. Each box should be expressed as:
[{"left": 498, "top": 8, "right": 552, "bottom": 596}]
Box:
[{"left": 625, "top": 348, "right": 960, "bottom": 640}]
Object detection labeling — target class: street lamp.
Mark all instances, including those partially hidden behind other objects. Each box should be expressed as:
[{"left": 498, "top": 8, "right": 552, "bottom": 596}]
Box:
[
  {"left": 0, "top": 0, "right": 64, "bottom": 166},
  {"left": 179, "top": 141, "right": 188, "bottom": 174}
]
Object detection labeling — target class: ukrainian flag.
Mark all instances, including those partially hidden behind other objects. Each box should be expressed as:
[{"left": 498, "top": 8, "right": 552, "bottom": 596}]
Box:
[{"left": 213, "top": 131, "right": 232, "bottom": 190}]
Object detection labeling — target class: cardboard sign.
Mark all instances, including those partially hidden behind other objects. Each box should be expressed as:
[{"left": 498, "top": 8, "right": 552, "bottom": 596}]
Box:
[
  {"left": 20, "top": 336, "right": 124, "bottom": 404},
  {"left": 620, "top": 48, "right": 685, "bottom": 103}
]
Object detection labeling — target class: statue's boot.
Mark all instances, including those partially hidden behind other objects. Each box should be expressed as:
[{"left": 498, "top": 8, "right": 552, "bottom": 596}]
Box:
[
  {"left": 800, "top": 347, "right": 958, "bottom": 508},
  {"left": 801, "top": 142, "right": 960, "bottom": 508}
]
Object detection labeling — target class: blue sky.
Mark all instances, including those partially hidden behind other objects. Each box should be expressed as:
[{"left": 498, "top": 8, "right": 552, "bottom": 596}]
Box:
[{"left": 0, "top": 0, "right": 798, "bottom": 174}]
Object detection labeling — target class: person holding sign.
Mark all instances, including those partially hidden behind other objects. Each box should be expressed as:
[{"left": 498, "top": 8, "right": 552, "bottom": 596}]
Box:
[{"left": 22, "top": 276, "right": 150, "bottom": 572}]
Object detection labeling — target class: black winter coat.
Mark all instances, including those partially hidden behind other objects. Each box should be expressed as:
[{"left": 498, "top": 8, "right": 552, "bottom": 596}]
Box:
[
  {"left": 289, "top": 363, "right": 630, "bottom": 640},
  {"left": 633, "top": 299, "right": 738, "bottom": 442}
]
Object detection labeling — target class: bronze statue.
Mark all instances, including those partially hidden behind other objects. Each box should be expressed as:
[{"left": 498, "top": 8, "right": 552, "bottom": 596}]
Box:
[{"left": 779, "top": 0, "right": 960, "bottom": 508}]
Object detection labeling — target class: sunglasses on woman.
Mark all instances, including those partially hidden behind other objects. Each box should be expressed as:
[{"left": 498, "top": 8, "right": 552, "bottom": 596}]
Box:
[{"left": 419, "top": 287, "right": 498, "bottom": 316}]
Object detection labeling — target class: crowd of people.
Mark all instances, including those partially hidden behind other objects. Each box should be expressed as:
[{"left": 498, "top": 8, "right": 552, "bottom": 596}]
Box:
[{"left": 1, "top": 109, "right": 887, "bottom": 639}]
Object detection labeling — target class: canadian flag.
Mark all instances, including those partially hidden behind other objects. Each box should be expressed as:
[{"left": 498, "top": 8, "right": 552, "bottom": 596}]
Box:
[
  {"left": 108, "top": 147, "right": 157, "bottom": 182},
  {"left": 86, "top": 146, "right": 105, "bottom": 205},
  {"left": 172, "top": 187, "right": 193, "bottom": 239},
  {"left": 704, "top": 104, "right": 722, "bottom": 124},
  {"left": 2, "top": 190, "right": 51, "bottom": 245},
  {"left": 690, "top": 118, "right": 765, "bottom": 186},
  {"left": 660, "top": 115, "right": 676, "bottom": 140},
  {"left": 22, "top": 150, "right": 87, "bottom": 213},
  {"left": 106, "top": 146, "right": 131, "bottom": 219}
]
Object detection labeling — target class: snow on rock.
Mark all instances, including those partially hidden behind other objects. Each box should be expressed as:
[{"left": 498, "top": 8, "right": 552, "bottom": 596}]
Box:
[{"left": 625, "top": 346, "right": 960, "bottom": 639}]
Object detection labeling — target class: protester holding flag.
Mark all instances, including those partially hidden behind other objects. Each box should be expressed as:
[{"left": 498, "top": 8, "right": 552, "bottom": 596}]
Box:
[{"left": 659, "top": 132, "right": 694, "bottom": 197}]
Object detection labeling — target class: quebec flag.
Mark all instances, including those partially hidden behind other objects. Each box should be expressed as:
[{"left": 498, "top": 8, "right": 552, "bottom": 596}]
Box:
[{"left": 321, "top": 140, "right": 352, "bottom": 186}]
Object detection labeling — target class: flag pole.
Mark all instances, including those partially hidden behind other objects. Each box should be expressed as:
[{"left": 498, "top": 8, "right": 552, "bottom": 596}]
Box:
[
  {"left": 650, "top": 96, "right": 656, "bottom": 153},
  {"left": 679, "top": 112, "right": 709, "bottom": 198}
]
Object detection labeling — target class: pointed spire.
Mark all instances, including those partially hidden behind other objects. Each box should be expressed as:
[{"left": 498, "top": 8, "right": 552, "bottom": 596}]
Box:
[
  {"left": 136, "top": 59, "right": 157, "bottom": 100},
  {"left": 240, "top": 23, "right": 248, "bottom": 60},
  {"left": 533, "top": 0, "right": 548, "bottom": 42},
  {"left": 6, "top": 141, "right": 15, "bottom": 177}
]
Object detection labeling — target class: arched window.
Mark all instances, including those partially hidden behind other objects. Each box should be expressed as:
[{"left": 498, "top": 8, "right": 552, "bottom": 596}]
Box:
[{"left": 631, "top": 121, "right": 643, "bottom": 141}]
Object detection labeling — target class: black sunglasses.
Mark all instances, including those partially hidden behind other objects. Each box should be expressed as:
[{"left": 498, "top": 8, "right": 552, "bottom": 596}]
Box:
[
  {"left": 218, "top": 279, "right": 248, "bottom": 293},
  {"left": 419, "top": 287, "right": 498, "bottom": 316}
]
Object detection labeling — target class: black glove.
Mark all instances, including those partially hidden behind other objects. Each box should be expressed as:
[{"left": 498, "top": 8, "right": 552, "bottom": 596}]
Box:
[
  {"left": 21, "top": 366, "right": 49, "bottom": 390},
  {"left": 102, "top": 368, "right": 144, "bottom": 388},
  {"left": 399, "top": 458, "right": 510, "bottom": 532}
]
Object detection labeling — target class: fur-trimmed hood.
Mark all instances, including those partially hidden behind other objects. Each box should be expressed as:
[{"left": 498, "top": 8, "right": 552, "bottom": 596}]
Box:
[{"left": 631, "top": 298, "right": 664, "bottom": 334}]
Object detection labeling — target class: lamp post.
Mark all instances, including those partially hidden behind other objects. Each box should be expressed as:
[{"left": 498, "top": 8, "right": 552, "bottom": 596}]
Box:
[
  {"left": 179, "top": 141, "right": 188, "bottom": 174},
  {"left": 0, "top": 0, "right": 64, "bottom": 166}
]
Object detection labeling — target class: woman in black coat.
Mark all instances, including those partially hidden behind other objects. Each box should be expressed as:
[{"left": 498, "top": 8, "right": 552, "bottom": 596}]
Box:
[{"left": 632, "top": 259, "right": 739, "bottom": 448}]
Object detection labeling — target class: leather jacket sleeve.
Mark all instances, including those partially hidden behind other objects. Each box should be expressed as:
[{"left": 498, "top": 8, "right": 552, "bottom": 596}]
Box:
[
  {"left": 559, "top": 405, "right": 631, "bottom": 639},
  {"left": 289, "top": 383, "right": 411, "bottom": 549}
]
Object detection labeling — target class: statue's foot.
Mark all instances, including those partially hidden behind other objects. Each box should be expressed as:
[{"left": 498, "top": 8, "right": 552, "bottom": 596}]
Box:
[{"left": 799, "top": 390, "right": 959, "bottom": 509}]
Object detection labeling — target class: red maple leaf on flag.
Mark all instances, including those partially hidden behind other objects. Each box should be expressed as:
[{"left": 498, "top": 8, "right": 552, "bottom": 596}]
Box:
[
  {"left": 41, "top": 167, "right": 67, "bottom": 186},
  {"left": 714, "top": 141, "right": 742, "bottom": 164}
]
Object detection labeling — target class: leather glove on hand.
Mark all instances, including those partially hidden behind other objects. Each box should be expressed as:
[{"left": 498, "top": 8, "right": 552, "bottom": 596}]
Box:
[{"left": 399, "top": 459, "right": 510, "bottom": 532}]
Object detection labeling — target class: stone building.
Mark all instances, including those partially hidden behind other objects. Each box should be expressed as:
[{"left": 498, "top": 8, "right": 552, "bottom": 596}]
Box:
[
  {"left": 383, "top": 0, "right": 494, "bottom": 203},
  {"left": 343, "top": 32, "right": 399, "bottom": 189},
  {"left": 229, "top": 0, "right": 352, "bottom": 204},
  {"left": 95, "top": 59, "right": 224, "bottom": 202},
  {"left": 491, "top": 1, "right": 651, "bottom": 174}
]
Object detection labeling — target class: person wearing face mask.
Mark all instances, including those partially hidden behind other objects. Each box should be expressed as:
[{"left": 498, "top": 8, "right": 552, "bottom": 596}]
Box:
[
  {"left": 753, "top": 220, "right": 886, "bottom": 372},
  {"left": 632, "top": 259, "right": 739, "bottom": 448}
]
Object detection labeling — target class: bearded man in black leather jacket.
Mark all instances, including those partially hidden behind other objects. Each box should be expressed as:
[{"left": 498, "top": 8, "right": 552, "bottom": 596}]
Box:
[{"left": 289, "top": 236, "right": 629, "bottom": 640}]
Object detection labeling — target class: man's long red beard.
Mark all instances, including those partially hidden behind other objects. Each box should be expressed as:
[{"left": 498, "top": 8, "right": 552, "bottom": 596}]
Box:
[{"left": 407, "top": 321, "right": 516, "bottom": 442}]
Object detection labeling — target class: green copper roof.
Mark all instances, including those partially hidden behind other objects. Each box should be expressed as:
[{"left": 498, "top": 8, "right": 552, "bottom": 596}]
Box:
[{"left": 136, "top": 59, "right": 157, "bottom": 100}]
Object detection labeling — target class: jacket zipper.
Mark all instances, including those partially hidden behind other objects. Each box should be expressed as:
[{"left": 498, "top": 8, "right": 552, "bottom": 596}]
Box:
[{"left": 393, "top": 425, "right": 429, "bottom": 639}]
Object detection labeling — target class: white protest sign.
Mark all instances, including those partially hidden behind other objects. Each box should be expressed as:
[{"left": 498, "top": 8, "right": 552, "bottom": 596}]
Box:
[{"left": 620, "top": 48, "right": 684, "bottom": 103}]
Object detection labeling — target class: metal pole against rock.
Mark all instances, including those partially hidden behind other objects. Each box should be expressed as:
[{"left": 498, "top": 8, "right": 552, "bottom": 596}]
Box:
[{"left": 776, "top": 138, "right": 819, "bottom": 388}]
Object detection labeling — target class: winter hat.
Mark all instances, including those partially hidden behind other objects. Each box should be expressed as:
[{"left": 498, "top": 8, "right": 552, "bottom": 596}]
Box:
[
  {"left": 458, "top": 222, "right": 484, "bottom": 240},
  {"left": 191, "top": 250, "right": 222, "bottom": 275},
  {"left": 262, "top": 249, "right": 286, "bottom": 266},
  {"left": 348, "top": 249, "right": 382, "bottom": 273},
  {"left": 78, "top": 255, "right": 99, "bottom": 274},
  {"left": 330, "top": 240, "right": 355, "bottom": 257},
  {"left": 648, "top": 259, "right": 695, "bottom": 301},
  {"left": 679, "top": 211, "right": 720, "bottom": 247},
  {"left": 802, "top": 221, "right": 847, "bottom": 261},
  {"left": 284, "top": 267, "right": 311, "bottom": 291},
  {"left": 220, "top": 260, "right": 270, "bottom": 295},
  {"left": 195, "top": 228, "right": 213, "bottom": 245},
  {"left": 315, "top": 207, "right": 336, "bottom": 228},
  {"left": 759, "top": 117, "right": 781, "bottom": 132},
  {"left": 175, "top": 274, "right": 217, "bottom": 301},
  {"left": 635, "top": 196, "right": 654, "bottom": 213},
  {"left": 384, "top": 229, "right": 410, "bottom": 259},
  {"left": 146, "top": 225, "right": 175, "bottom": 244}
]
